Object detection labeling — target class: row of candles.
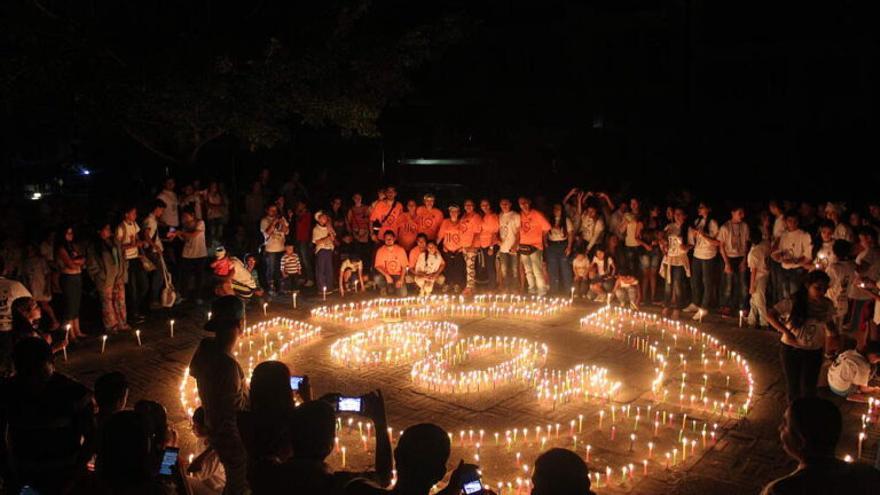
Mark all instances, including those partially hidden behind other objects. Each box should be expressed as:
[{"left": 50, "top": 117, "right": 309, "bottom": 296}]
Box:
[{"left": 330, "top": 321, "right": 459, "bottom": 367}]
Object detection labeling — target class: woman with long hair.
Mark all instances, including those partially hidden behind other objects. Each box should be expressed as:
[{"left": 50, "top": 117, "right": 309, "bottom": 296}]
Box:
[
  {"left": 546, "top": 203, "right": 575, "bottom": 295},
  {"left": 438, "top": 205, "right": 467, "bottom": 293},
  {"left": 55, "top": 224, "right": 86, "bottom": 341},
  {"left": 86, "top": 222, "right": 129, "bottom": 334},
  {"left": 767, "top": 270, "right": 837, "bottom": 404}
]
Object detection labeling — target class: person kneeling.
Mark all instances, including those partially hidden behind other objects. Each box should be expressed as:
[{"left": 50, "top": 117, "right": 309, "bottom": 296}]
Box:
[
  {"left": 827, "top": 341, "right": 880, "bottom": 400},
  {"left": 413, "top": 241, "right": 446, "bottom": 297}
]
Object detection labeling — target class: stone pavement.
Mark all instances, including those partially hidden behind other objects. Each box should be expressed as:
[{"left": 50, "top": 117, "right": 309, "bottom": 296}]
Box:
[{"left": 56, "top": 296, "right": 878, "bottom": 494}]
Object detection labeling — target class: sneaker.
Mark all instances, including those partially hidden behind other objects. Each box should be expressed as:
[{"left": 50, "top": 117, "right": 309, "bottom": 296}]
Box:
[
  {"left": 304, "top": 280, "right": 315, "bottom": 288},
  {"left": 683, "top": 303, "right": 699, "bottom": 313}
]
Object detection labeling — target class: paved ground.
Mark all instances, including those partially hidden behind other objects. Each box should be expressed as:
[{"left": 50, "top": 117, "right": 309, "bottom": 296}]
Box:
[{"left": 57, "top": 296, "right": 878, "bottom": 494}]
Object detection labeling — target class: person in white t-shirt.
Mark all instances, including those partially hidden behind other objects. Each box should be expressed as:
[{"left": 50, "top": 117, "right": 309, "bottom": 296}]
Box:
[
  {"left": 413, "top": 240, "right": 446, "bottom": 296},
  {"left": 311, "top": 211, "right": 336, "bottom": 293},
  {"left": 747, "top": 226, "right": 771, "bottom": 328},
  {"left": 825, "top": 240, "right": 856, "bottom": 330},
  {"left": 813, "top": 221, "right": 837, "bottom": 271},
  {"left": 686, "top": 202, "right": 720, "bottom": 320},
  {"left": 0, "top": 263, "right": 31, "bottom": 373},
  {"left": 117, "top": 206, "right": 147, "bottom": 323},
  {"left": 718, "top": 206, "right": 751, "bottom": 318},
  {"left": 497, "top": 199, "right": 521, "bottom": 291},
  {"left": 172, "top": 209, "right": 207, "bottom": 305},
  {"left": 156, "top": 178, "right": 180, "bottom": 228},
  {"left": 771, "top": 211, "right": 813, "bottom": 300},
  {"left": 826, "top": 343, "right": 880, "bottom": 397},
  {"left": 260, "top": 204, "right": 289, "bottom": 295},
  {"left": 142, "top": 199, "right": 167, "bottom": 308}
]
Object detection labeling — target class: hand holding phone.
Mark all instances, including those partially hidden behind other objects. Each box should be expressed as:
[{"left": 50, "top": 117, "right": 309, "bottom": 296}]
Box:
[
  {"left": 290, "top": 375, "right": 305, "bottom": 391},
  {"left": 159, "top": 447, "right": 180, "bottom": 476},
  {"left": 337, "top": 396, "right": 363, "bottom": 413}
]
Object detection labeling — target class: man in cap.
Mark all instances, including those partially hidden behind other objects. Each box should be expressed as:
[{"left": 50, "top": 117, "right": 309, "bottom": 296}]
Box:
[{"left": 188, "top": 296, "right": 249, "bottom": 494}]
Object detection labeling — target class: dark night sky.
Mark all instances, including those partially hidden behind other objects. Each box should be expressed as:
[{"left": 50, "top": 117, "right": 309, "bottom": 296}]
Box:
[{"left": 2, "top": 0, "right": 878, "bottom": 202}]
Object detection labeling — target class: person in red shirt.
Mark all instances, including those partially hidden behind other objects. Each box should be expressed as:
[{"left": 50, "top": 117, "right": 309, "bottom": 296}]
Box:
[
  {"left": 518, "top": 196, "right": 551, "bottom": 296},
  {"left": 416, "top": 194, "right": 444, "bottom": 241},
  {"left": 373, "top": 231, "right": 409, "bottom": 296},
  {"left": 292, "top": 201, "right": 315, "bottom": 286},
  {"left": 369, "top": 186, "right": 403, "bottom": 243},
  {"left": 437, "top": 205, "right": 466, "bottom": 292},
  {"left": 397, "top": 200, "right": 420, "bottom": 252},
  {"left": 478, "top": 199, "right": 501, "bottom": 290},
  {"left": 460, "top": 200, "right": 483, "bottom": 296}
]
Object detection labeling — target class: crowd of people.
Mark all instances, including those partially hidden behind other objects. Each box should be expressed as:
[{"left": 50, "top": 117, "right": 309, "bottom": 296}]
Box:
[{"left": 1, "top": 169, "right": 880, "bottom": 493}]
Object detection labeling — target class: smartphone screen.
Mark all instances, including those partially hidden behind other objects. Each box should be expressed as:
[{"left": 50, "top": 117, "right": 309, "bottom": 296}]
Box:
[
  {"left": 290, "top": 376, "right": 304, "bottom": 391},
  {"left": 462, "top": 479, "right": 483, "bottom": 495},
  {"left": 159, "top": 447, "right": 180, "bottom": 476},
  {"left": 337, "top": 396, "right": 362, "bottom": 413}
]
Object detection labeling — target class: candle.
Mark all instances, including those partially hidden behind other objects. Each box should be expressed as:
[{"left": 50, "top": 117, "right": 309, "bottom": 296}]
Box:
[
  {"left": 665, "top": 452, "right": 670, "bottom": 469},
  {"left": 599, "top": 410, "right": 605, "bottom": 429},
  {"left": 578, "top": 413, "right": 583, "bottom": 433},
  {"left": 169, "top": 319, "right": 175, "bottom": 338},
  {"left": 629, "top": 433, "right": 636, "bottom": 452},
  {"left": 611, "top": 425, "right": 616, "bottom": 441},
  {"left": 858, "top": 432, "right": 866, "bottom": 459},
  {"left": 292, "top": 292, "right": 298, "bottom": 309},
  {"left": 323, "top": 286, "right": 328, "bottom": 301},
  {"left": 738, "top": 310, "right": 743, "bottom": 328},
  {"left": 341, "top": 446, "right": 347, "bottom": 468},
  {"left": 101, "top": 335, "right": 108, "bottom": 354},
  {"left": 135, "top": 329, "right": 142, "bottom": 346},
  {"left": 643, "top": 459, "right": 648, "bottom": 475},
  {"left": 648, "top": 441, "right": 654, "bottom": 458},
  {"left": 586, "top": 444, "right": 591, "bottom": 462},
  {"left": 263, "top": 302, "right": 268, "bottom": 316}
]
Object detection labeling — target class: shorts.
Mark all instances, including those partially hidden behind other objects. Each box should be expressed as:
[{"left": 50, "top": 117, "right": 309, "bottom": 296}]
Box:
[{"left": 639, "top": 249, "right": 661, "bottom": 270}]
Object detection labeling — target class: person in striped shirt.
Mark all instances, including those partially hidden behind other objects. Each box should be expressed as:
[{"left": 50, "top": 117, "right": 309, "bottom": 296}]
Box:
[{"left": 280, "top": 244, "right": 303, "bottom": 293}]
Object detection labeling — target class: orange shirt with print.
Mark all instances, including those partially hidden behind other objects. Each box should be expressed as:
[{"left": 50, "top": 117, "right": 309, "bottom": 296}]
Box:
[
  {"left": 478, "top": 213, "right": 500, "bottom": 248},
  {"left": 416, "top": 206, "right": 444, "bottom": 240},
  {"left": 459, "top": 213, "right": 483, "bottom": 248},
  {"left": 370, "top": 200, "right": 403, "bottom": 238},
  {"left": 408, "top": 246, "right": 426, "bottom": 269},
  {"left": 374, "top": 244, "right": 409, "bottom": 276},
  {"left": 519, "top": 210, "right": 551, "bottom": 249},
  {"left": 396, "top": 212, "right": 420, "bottom": 251},
  {"left": 438, "top": 219, "right": 464, "bottom": 252}
]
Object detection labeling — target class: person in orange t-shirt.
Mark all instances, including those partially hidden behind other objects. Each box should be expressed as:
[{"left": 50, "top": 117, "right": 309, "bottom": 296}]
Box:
[
  {"left": 416, "top": 193, "right": 444, "bottom": 241},
  {"left": 460, "top": 199, "right": 483, "bottom": 295},
  {"left": 369, "top": 185, "right": 403, "bottom": 242},
  {"left": 437, "top": 204, "right": 466, "bottom": 292},
  {"left": 478, "top": 199, "right": 501, "bottom": 289},
  {"left": 518, "top": 197, "right": 551, "bottom": 296},
  {"left": 396, "top": 200, "right": 421, "bottom": 251},
  {"left": 408, "top": 234, "right": 429, "bottom": 271},
  {"left": 373, "top": 231, "right": 409, "bottom": 296}
]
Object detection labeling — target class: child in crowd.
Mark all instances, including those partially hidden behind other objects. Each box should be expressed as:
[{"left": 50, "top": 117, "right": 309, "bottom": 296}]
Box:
[
  {"left": 614, "top": 273, "right": 640, "bottom": 310},
  {"left": 826, "top": 240, "right": 856, "bottom": 333},
  {"left": 339, "top": 256, "right": 365, "bottom": 297},
  {"left": 280, "top": 244, "right": 303, "bottom": 294},
  {"left": 588, "top": 246, "right": 616, "bottom": 302},
  {"left": 747, "top": 226, "right": 771, "bottom": 328},
  {"left": 572, "top": 249, "right": 591, "bottom": 298},
  {"left": 187, "top": 407, "right": 226, "bottom": 495},
  {"left": 826, "top": 341, "right": 880, "bottom": 400},
  {"left": 210, "top": 246, "right": 234, "bottom": 296},
  {"left": 413, "top": 240, "right": 445, "bottom": 296}
]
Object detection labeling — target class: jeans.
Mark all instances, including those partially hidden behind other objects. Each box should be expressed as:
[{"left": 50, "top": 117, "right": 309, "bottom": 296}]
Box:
[
  {"left": 519, "top": 249, "right": 547, "bottom": 296},
  {"left": 478, "top": 247, "right": 498, "bottom": 289},
  {"left": 781, "top": 267, "right": 806, "bottom": 300},
  {"left": 622, "top": 246, "right": 640, "bottom": 276},
  {"left": 125, "top": 259, "right": 148, "bottom": 317},
  {"left": 545, "top": 241, "right": 573, "bottom": 294},
  {"left": 315, "top": 249, "right": 334, "bottom": 292},
  {"left": 374, "top": 273, "right": 408, "bottom": 297},
  {"left": 263, "top": 251, "right": 283, "bottom": 293},
  {"left": 769, "top": 259, "right": 785, "bottom": 304},
  {"left": 779, "top": 344, "right": 823, "bottom": 404},
  {"left": 180, "top": 257, "right": 206, "bottom": 301},
  {"left": 664, "top": 265, "right": 687, "bottom": 310},
  {"left": 722, "top": 257, "right": 749, "bottom": 310},
  {"left": 748, "top": 275, "right": 769, "bottom": 326},
  {"left": 690, "top": 257, "right": 717, "bottom": 309},
  {"left": 296, "top": 241, "right": 315, "bottom": 283},
  {"left": 498, "top": 252, "right": 519, "bottom": 291}
]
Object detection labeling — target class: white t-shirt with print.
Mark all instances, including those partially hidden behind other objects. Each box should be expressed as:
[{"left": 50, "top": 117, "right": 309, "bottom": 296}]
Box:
[
  {"left": 260, "top": 216, "right": 288, "bottom": 253},
  {"left": 689, "top": 217, "right": 719, "bottom": 260},
  {"left": 718, "top": 221, "right": 750, "bottom": 258},
  {"left": 182, "top": 220, "right": 207, "bottom": 259},
  {"left": 773, "top": 297, "right": 834, "bottom": 350},
  {"left": 548, "top": 218, "right": 574, "bottom": 242},
  {"left": 827, "top": 350, "right": 872, "bottom": 392},
  {"left": 498, "top": 211, "right": 521, "bottom": 254},
  {"left": 579, "top": 215, "right": 604, "bottom": 250},
  {"left": 142, "top": 214, "right": 163, "bottom": 253},
  {"left": 777, "top": 229, "right": 813, "bottom": 270},
  {"left": 157, "top": 189, "right": 179, "bottom": 227},
  {"left": 664, "top": 223, "right": 688, "bottom": 266},
  {"left": 312, "top": 224, "right": 334, "bottom": 252},
  {"left": 0, "top": 278, "right": 31, "bottom": 332},
  {"left": 827, "top": 261, "right": 856, "bottom": 315},
  {"left": 415, "top": 252, "right": 444, "bottom": 275},
  {"left": 116, "top": 221, "right": 141, "bottom": 260},
  {"left": 849, "top": 247, "right": 880, "bottom": 300},
  {"left": 747, "top": 241, "right": 770, "bottom": 278}
]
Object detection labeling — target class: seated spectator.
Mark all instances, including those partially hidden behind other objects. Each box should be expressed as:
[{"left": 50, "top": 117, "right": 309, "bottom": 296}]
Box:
[
  {"left": 94, "top": 371, "right": 129, "bottom": 426},
  {"left": 339, "top": 256, "right": 365, "bottom": 297},
  {"left": 413, "top": 240, "right": 445, "bottom": 296},
  {"left": 135, "top": 400, "right": 178, "bottom": 471},
  {"left": 760, "top": 397, "right": 880, "bottom": 494},
  {"left": 532, "top": 448, "right": 596, "bottom": 495},
  {"left": 252, "top": 390, "right": 391, "bottom": 495},
  {"left": 94, "top": 411, "right": 173, "bottom": 494},
  {"left": 826, "top": 341, "right": 880, "bottom": 398},
  {"left": 588, "top": 246, "right": 616, "bottom": 302},
  {"left": 241, "top": 253, "right": 266, "bottom": 300},
  {"left": 0, "top": 258, "right": 32, "bottom": 371},
  {"left": 572, "top": 250, "right": 591, "bottom": 298},
  {"left": 280, "top": 244, "right": 303, "bottom": 293},
  {"left": 0, "top": 337, "right": 95, "bottom": 494},
  {"left": 374, "top": 231, "right": 409, "bottom": 297},
  {"left": 189, "top": 407, "right": 226, "bottom": 495},
  {"left": 211, "top": 246, "right": 234, "bottom": 296},
  {"left": 613, "top": 274, "right": 640, "bottom": 310},
  {"left": 11, "top": 296, "right": 64, "bottom": 353},
  {"left": 347, "top": 422, "right": 487, "bottom": 495}
]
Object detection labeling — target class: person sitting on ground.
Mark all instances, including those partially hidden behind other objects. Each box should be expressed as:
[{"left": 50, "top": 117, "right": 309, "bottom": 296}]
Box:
[
  {"left": 613, "top": 274, "right": 641, "bottom": 311},
  {"left": 94, "top": 410, "right": 175, "bottom": 494},
  {"left": 374, "top": 231, "right": 409, "bottom": 297},
  {"left": 211, "top": 246, "right": 235, "bottom": 296},
  {"left": 760, "top": 397, "right": 880, "bottom": 494},
  {"left": 189, "top": 406, "right": 226, "bottom": 495},
  {"left": 10, "top": 296, "right": 65, "bottom": 353},
  {"left": 588, "top": 246, "right": 616, "bottom": 302},
  {"left": 0, "top": 337, "right": 96, "bottom": 494},
  {"left": 135, "top": 400, "right": 179, "bottom": 474},
  {"left": 252, "top": 390, "right": 391, "bottom": 495},
  {"left": 826, "top": 341, "right": 880, "bottom": 399},
  {"left": 413, "top": 240, "right": 445, "bottom": 296},
  {"left": 347, "top": 422, "right": 493, "bottom": 495},
  {"left": 531, "top": 448, "right": 596, "bottom": 495},
  {"left": 572, "top": 249, "right": 591, "bottom": 298}
]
